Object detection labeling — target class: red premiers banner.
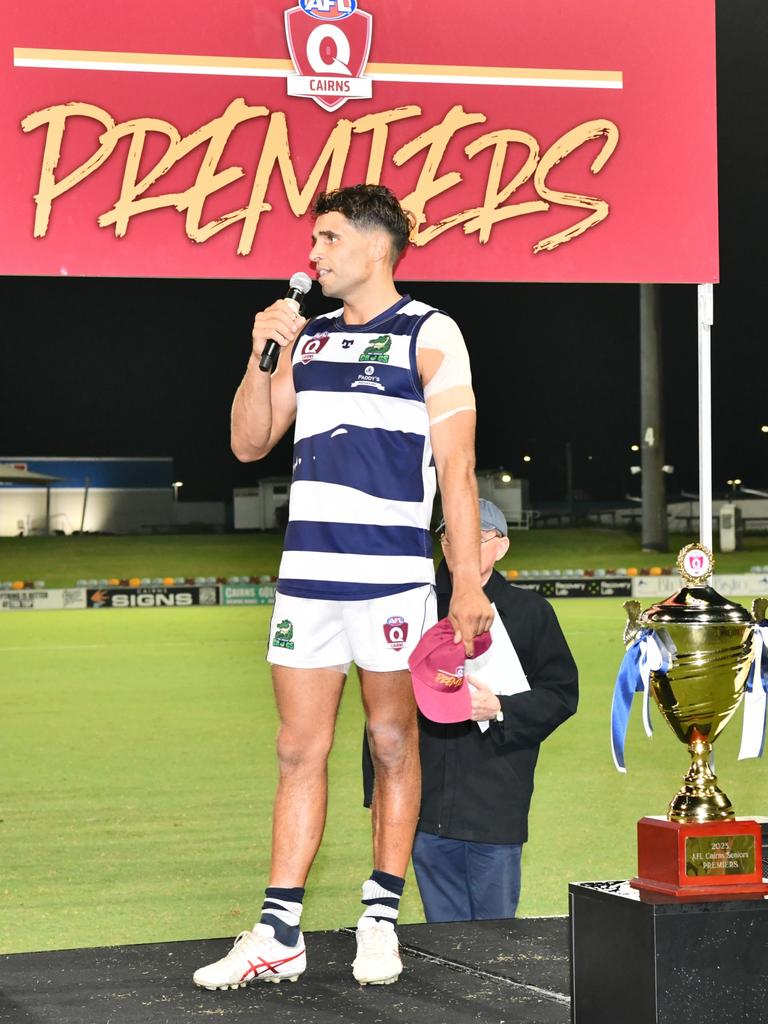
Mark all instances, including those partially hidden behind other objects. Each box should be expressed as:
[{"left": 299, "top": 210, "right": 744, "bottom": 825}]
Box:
[{"left": 1, "top": 0, "right": 718, "bottom": 282}]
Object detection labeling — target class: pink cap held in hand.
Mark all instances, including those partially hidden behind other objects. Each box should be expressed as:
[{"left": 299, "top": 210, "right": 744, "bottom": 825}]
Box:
[{"left": 408, "top": 618, "right": 492, "bottom": 724}]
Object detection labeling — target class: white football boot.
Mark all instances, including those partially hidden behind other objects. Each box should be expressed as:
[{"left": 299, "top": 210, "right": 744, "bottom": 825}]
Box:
[
  {"left": 193, "top": 923, "right": 306, "bottom": 990},
  {"left": 352, "top": 917, "right": 402, "bottom": 986}
]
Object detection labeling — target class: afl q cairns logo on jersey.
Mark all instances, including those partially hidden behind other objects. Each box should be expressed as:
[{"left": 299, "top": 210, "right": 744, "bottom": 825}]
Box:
[
  {"left": 299, "top": 332, "right": 330, "bottom": 364},
  {"left": 284, "top": 0, "right": 373, "bottom": 112}
]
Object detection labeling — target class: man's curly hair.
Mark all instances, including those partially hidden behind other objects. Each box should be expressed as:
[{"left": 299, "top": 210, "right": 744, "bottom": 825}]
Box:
[{"left": 311, "top": 184, "right": 415, "bottom": 265}]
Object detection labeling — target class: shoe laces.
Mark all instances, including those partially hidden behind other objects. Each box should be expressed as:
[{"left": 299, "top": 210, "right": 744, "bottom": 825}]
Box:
[
  {"left": 357, "top": 919, "right": 397, "bottom": 956},
  {"left": 227, "top": 931, "right": 254, "bottom": 957},
  {"left": 227, "top": 927, "right": 275, "bottom": 959}
]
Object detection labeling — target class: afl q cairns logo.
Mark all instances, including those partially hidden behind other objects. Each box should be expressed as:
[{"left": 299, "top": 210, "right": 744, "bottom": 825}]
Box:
[{"left": 284, "top": 0, "right": 373, "bottom": 112}]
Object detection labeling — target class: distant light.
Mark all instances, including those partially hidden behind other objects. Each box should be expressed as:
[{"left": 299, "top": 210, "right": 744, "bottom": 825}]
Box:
[
  {"left": 662, "top": 464, "right": 675, "bottom": 474},
  {"left": 587, "top": 455, "right": 593, "bottom": 461},
  {"left": 630, "top": 466, "right": 642, "bottom": 475},
  {"left": 630, "top": 444, "right": 640, "bottom": 452},
  {"left": 523, "top": 455, "right": 532, "bottom": 463},
  {"left": 172, "top": 480, "right": 184, "bottom": 488},
  {"left": 762, "top": 425, "right": 768, "bottom": 434},
  {"left": 500, "top": 473, "right": 512, "bottom": 483}
]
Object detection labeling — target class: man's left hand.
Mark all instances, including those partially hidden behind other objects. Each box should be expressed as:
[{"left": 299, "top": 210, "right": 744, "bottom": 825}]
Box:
[{"left": 467, "top": 675, "right": 502, "bottom": 722}]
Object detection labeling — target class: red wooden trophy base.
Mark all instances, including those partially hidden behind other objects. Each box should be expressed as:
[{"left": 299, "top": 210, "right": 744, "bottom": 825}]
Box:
[{"left": 631, "top": 816, "right": 768, "bottom": 899}]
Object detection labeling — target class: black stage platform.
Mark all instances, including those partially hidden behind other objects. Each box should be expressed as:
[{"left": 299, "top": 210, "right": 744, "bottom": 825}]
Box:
[{"left": 0, "top": 917, "right": 570, "bottom": 1024}]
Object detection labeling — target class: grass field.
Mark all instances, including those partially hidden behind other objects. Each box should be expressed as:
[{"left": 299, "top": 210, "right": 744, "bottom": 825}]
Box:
[{"left": 2, "top": 531, "right": 767, "bottom": 955}]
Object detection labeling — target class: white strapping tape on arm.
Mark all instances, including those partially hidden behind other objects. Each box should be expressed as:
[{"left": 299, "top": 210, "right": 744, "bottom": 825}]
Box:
[{"left": 417, "top": 313, "right": 476, "bottom": 424}]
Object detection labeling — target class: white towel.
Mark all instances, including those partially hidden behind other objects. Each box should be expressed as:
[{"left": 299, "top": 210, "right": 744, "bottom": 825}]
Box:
[{"left": 465, "top": 606, "right": 530, "bottom": 733}]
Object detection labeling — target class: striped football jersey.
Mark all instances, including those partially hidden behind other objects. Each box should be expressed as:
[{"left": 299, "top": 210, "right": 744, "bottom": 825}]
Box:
[{"left": 277, "top": 295, "right": 441, "bottom": 600}]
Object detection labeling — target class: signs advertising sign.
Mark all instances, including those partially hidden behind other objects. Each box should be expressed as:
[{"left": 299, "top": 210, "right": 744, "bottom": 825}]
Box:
[
  {"left": 3, "top": 0, "right": 717, "bottom": 282},
  {"left": 86, "top": 586, "right": 219, "bottom": 608}
]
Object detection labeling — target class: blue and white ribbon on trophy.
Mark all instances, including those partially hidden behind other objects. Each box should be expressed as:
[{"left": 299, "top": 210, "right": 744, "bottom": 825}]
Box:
[
  {"left": 610, "top": 629, "right": 672, "bottom": 772},
  {"left": 738, "top": 621, "right": 768, "bottom": 760}
]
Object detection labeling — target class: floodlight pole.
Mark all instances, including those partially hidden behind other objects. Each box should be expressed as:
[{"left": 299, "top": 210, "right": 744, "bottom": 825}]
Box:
[
  {"left": 565, "top": 440, "right": 574, "bottom": 521},
  {"left": 640, "top": 284, "right": 668, "bottom": 551},
  {"left": 698, "top": 284, "right": 714, "bottom": 551},
  {"left": 79, "top": 475, "right": 90, "bottom": 534}
]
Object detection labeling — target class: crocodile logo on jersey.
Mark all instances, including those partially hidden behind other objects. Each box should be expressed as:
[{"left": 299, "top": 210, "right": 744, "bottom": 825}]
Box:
[
  {"left": 359, "top": 335, "right": 391, "bottom": 363},
  {"left": 272, "top": 619, "right": 295, "bottom": 649},
  {"left": 383, "top": 616, "right": 409, "bottom": 650},
  {"left": 299, "top": 333, "right": 330, "bottom": 364}
]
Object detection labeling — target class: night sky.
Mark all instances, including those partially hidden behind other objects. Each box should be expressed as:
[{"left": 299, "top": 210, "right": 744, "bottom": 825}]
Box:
[{"left": 1, "top": 2, "right": 765, "bottom": 506}]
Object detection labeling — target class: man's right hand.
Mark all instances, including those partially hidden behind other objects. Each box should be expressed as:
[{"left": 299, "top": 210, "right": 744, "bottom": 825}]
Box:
[
  {"left": 448, "top": 583, "right": 494, "bottom": 657},
  {"left": 232, "top": 300, "right": 303, "bottom": 461},
  {"left": 251, "top": 300, "right": 308, "bottom": 364}
]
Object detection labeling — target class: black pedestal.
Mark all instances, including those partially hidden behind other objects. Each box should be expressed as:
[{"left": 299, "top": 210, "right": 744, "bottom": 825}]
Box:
[{"left": 569, "top": 880, "right": 768, "bottom": 1024}]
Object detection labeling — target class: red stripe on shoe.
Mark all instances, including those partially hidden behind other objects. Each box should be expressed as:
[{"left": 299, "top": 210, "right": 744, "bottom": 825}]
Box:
[{"left": 239, "top": 947, "right": 305, "bottom": 982}]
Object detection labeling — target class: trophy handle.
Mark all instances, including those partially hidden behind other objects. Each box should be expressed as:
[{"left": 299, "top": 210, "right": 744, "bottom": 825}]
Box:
[{"left": 623, "top": 599, "right": 643, "bottom": 648}]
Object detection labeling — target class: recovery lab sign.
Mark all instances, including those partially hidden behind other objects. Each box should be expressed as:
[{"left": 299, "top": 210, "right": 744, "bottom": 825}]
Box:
[{"left": 512, "top": 578, "right": 633, "bottom": 598}]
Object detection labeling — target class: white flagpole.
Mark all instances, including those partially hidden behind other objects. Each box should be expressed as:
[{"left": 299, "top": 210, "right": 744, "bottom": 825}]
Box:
[{"left": 698, "top": 283, "right": 714, "bottom": 550}]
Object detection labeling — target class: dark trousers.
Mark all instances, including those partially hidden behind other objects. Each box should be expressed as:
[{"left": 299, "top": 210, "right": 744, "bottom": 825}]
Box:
[{"left": 412, "top": 830, "right": 522, "bottom": 923}]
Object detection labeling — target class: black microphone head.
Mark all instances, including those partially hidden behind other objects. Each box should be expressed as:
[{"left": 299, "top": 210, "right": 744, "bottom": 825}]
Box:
[{"left": 289, "top": 272, "right": 312, "bottom": 296}]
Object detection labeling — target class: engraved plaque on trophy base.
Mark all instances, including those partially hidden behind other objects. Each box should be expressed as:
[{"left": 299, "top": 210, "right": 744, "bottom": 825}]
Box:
[{"left": 631, "top": 816, "right": 768, "bottom": 898}]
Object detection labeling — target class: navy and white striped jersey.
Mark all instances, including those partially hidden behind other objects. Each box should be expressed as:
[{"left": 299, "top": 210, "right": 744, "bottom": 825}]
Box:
[{"left": 277, "top": 295, "right": 439, "bottom": 601}]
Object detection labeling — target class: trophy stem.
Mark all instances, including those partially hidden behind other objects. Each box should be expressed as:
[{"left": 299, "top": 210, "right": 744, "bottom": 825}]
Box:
[{"left": 667, "top": 736, "right": 735, "bottom": 823}]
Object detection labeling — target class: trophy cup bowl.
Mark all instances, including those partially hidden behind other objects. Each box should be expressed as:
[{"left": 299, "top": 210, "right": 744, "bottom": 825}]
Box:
[{"left": 636, "top": 585, "right": 755, "bottom": 823}]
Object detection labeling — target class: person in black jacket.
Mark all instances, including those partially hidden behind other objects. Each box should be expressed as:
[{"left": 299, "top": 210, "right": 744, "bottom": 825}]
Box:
[{"left": 364, "top": 499, "right": 578, "bottom": 922}]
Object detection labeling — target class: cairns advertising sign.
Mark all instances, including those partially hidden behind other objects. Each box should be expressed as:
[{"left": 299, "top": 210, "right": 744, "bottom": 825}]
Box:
[{"left": 2, "top": 0, "right": 718, "bottom": 282}]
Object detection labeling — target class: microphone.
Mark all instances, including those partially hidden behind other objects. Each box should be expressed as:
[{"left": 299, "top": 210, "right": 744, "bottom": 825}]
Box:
[{"left": 259, "top": 272, "right": 313, "bottom": 373}]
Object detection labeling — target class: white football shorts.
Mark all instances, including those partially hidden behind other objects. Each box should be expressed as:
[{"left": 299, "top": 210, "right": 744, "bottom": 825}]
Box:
[{"left": 266, "top": 584, "right": 437, "bottom": 673}]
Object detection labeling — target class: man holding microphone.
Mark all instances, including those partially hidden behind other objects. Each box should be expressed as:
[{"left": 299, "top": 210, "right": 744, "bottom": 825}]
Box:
[{"left": 194, "top": 184, "right": 490, "bottom": 990}]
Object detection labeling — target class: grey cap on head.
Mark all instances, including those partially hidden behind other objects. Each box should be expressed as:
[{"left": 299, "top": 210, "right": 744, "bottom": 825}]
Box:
[
  {"left": 437, "top": 498, "right": 508, "bottom": 537},
  {"left": 479, "top": 499, "right": 508, "bottom": 536}
]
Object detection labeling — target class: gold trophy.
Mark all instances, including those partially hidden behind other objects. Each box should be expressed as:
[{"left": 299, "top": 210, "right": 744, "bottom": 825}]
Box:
[{"left": 623, "top": 543, "right": 768, "bottom": 897}]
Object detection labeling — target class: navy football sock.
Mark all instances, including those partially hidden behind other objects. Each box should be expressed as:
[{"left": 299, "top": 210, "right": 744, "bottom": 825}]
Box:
[
  {"left": 259, "top": 886, "right": 305, "bottom": 946},
  {"left": 360, "top": 870, "right": 405, "bottom": 926}
]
